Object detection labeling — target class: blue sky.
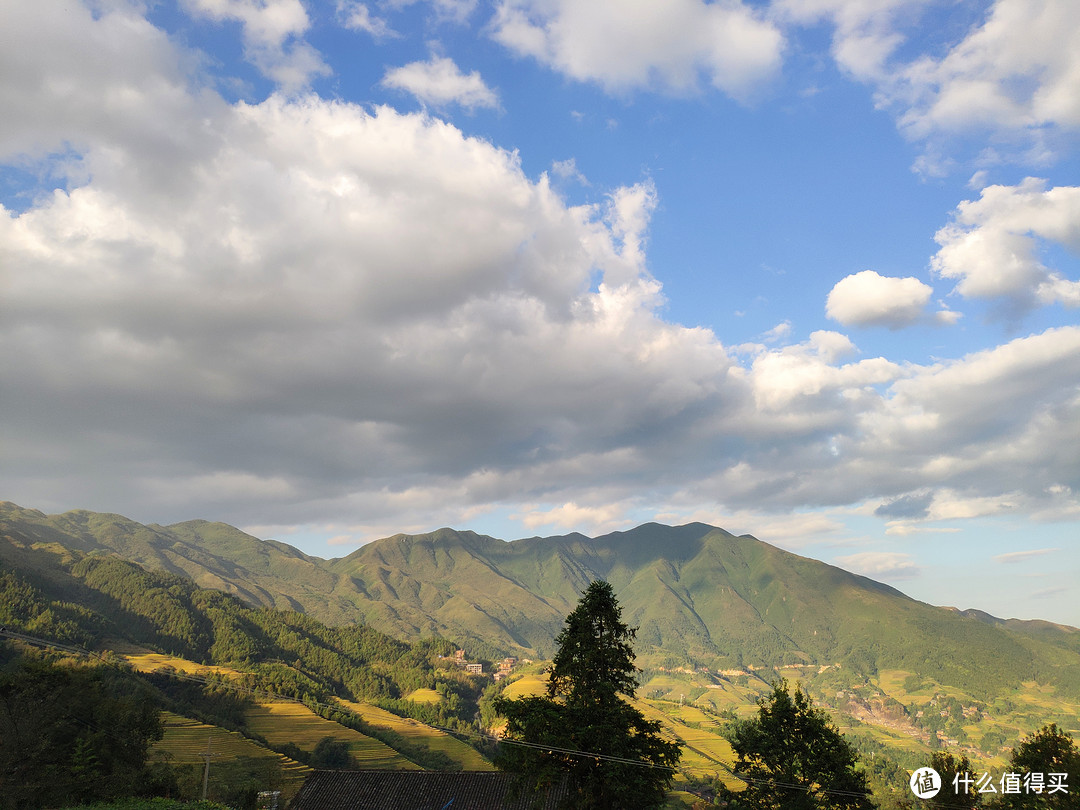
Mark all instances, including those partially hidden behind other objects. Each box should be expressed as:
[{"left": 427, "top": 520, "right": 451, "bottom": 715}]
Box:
[{"left": 2, "top": 0, "right": 1078, "bottom": 625}]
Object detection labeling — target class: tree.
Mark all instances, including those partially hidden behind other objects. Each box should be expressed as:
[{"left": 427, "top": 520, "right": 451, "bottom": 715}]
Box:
[
  {"left": 311, "top": 736, "right": 355, "bottom": 769},
  {"left": 926, "top": 751, "right": 979, "bottom": 809},
  {"left": 0, "top": 656, "right": 164, "bottom": 809},
  {"left": 494, "top": 580, "right": 681, "bottom": 809},
  {"left": 997, "top": 724, "right": 1080, "bottom": 809},
  {"left": 719, "top": 679, "right": 875, "bottom": 810}
]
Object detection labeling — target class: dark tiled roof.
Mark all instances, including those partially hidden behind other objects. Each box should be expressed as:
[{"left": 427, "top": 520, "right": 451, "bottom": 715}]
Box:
[{"left": 289, "top": 769, "right": 569, "bottom": 810}]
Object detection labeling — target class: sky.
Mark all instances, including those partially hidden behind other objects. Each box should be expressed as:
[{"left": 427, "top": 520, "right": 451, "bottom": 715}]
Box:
[{"left": 2, "top": 0, "right": 1079, "bottom": 626}]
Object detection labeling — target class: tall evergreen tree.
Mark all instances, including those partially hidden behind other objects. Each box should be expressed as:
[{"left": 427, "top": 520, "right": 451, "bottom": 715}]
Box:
[{"left": 494, "top": 580, "right": 681, "bottom": 809}]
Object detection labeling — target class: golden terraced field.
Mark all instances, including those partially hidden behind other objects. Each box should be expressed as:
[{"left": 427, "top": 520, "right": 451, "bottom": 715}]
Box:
[
  {"left": 154, "top": 712, "right": 311, "bottom": 799},
  {"left": 246, "top": 700, "right": 421, "bottom": 770},
  {"left": 338, "top": 699, "right": 494, "bottom": 771}
]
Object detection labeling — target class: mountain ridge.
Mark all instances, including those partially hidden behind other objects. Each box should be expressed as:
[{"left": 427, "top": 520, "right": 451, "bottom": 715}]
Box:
[{"left": 3, "top": 500, "right": 1079, "bottom": 702}]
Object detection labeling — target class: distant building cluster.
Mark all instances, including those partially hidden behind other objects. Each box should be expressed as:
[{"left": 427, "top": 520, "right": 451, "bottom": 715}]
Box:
[
  {"left": 657, "top": 662, "right": 839, "bottom": 680},
  {"left": 494, "top": 656, "right": 516, "bottom": 682},
  {"left": 442, "top": 649, "right": 518, "bottom": 680}
]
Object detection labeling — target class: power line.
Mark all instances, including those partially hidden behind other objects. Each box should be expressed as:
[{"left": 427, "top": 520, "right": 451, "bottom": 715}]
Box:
[{"left": 2, "top": 627, "right": 941, "bottom": 804}]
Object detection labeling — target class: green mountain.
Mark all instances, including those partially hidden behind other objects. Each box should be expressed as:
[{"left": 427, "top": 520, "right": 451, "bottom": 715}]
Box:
[
  {"left": 0, "top": 519, "right": 496, "bottom": 762},
  {"left": 4, "top": 501, "right": 1080, "bottom": 702}
]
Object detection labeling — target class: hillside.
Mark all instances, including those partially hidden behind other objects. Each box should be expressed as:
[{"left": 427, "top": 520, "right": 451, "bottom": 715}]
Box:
[
  {"left": 0, "top": 514, "right": 500, "bottom": 777},
  {"left": 5, "top": 502, "right": 1078, "bottom": 695},
  {"left": 3, "top": 500, "right": 1080, "bottom": 779}
]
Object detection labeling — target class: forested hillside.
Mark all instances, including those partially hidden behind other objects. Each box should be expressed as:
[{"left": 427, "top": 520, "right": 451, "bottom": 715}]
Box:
[
  {"left": 5, "top": 501, "right": 1080, "bottom": 699},
  {"left": 4, "top": 500, "right": 1080, "bottom": 786},
  {"left": 0, "top": 547, "right": 492, "bottom": 739}
]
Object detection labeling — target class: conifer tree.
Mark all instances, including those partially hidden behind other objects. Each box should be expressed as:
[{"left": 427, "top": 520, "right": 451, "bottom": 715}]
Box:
[{"left": 494, "top": 580, "right": 681, "bottom": 809}]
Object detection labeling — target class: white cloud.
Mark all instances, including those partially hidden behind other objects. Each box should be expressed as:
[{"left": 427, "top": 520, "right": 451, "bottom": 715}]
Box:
[
  {"left": 747, "top": 330, "right": 899, "bottom": 412},
  {"left": 0, "top": 0, "right": 219, "bottom": 164},
  {"left": 883, "top": 524, "right": 960, "bottom": 536},
  {"left": 513, "top": 502, "right": 627, "bottom": 535},
  {"left": 932, "top": 179, "right": 1080, "bottom": 316},
  {"left": 834, "top": 551, "right": 921, "bottom": 580},
  {"left": 761, "top": 321, "right": 792, "bottom": 344},
  {"left": 826, "top": 270, "right": 943, "bottom": 328},
  {"left": 382, "top": 56, "right": 499, "bottom": 110},
  {"left": 181, "top": 0, "right": 330, "bottom": 89},
  {"left": 852, "top": 328, "right": 1080, "bottom": 506},
  {"left": 551, "top": 158, "right": 589, "bottom": 186},
  {"left": 993, "top": 548, "right": 1059, "bottom": 564},
  {"left": 890, "top": 0, "right": 1080, "bottom": 139},
  {"left": 777, "top": 0, "right": 1080, "bottom": 162},
  {"left": 490, "top": 0, "right": 783, "bottom": 99},
  {"left": 385, "top": 0, "right": 478, "bottom": 24},
  {"left": 774, "top": 0, "right": 922, "bottom": 81},
  {"left": 3, "top": 0, "right": 1080, "bottom": 544},
  {"left": 338, "top": 1, "right": 397, "bottom": 38}
]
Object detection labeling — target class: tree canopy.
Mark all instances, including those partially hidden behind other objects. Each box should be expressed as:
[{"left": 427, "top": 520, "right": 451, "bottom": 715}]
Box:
[
  {"left": 720, "top": 679, "right": 875, "bottom": 810},
  {"left": 924, "top": 751, "right": 978, "bottom": 810},
  {"left": 998, "top": 724, "right": 1080, "bottom": 810},
  {"left": 0, "top": 656, "right": 165, "bottom": 810},
  {"left": 494, "top": 580, "right": 681, "bottom": 809}
]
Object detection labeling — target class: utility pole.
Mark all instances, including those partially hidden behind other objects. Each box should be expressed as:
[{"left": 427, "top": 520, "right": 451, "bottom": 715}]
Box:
[{"left": 200, "top": 733, "right": 221, "bottom": 800}]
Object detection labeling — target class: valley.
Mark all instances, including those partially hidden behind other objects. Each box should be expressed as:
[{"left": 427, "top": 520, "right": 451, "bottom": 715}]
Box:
[{"left": 2, "top": 500, "right": 1078, "bottom": 808}]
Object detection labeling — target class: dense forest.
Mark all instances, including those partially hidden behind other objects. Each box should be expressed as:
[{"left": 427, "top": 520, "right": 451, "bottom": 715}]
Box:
[
  {"left": 0, "top": 552, "right": 495, "bottom": 808},
  {"left": 0, "top": 555, "right": 488, "bottom": 719}
]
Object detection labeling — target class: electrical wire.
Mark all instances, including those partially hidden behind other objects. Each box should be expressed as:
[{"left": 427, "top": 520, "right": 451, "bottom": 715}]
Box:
[{"left": 2, "top": 627, "right": 980, "bottom": 806}]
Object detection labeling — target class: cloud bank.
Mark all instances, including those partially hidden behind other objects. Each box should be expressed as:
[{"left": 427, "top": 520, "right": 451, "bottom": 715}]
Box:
[{"left": 2, "top": 0, "right": 1079, "bottom": 547}]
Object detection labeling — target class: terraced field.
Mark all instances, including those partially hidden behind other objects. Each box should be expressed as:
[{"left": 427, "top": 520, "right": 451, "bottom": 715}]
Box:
[
  {"left": 246, "top": 700, "right": 421, "bottom": 770},
  {"left": 338, "top": 699, "right": 494, "bottom": 771},
  {"left": 125, "top": 651, "right": 242, "bottom": 678},
  {"left": 154, "top": 712, "right": 310, "bottom": 799},
  {"left": 632, "top": 699, "right": 743, "bottom": 790},
  {"left": 641, "top": 673, "right": 764, "bottom": 716},
  {"left": 500, "top": 672, "right": 546, "bottom": 698},
  {"left": 405, "top": 687, "right": 442, "bottom": 704}
]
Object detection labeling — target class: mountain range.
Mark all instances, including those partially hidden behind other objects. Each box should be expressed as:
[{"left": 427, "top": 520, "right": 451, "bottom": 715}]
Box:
[{"left": 3, "top": 500, "right": 1079, "bottom": 706}]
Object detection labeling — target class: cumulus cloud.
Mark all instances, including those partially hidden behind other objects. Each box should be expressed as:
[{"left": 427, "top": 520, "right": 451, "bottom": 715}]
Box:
[
  {"left": 0, "top": 0, "right": 220, "bottom": 164},
  {"left": 3, "top": 0, "right": 1080, "bottom": 541},
  {"left": 889, "top": 0, "right": 1080, "bottom": 140},
  {"left": 490, "top": 0, "right": 783, "bottom": 98},
  {"left": 773, "top": 0, "right": 920, "bottom": 81},
  {"left": 777, "top": 0, "right": 1080, "bottom": 162},
  {"left": 826, "top": 270, "right": 954, "bottom": 328},
  {"left": 932, "top": 179, "right": 1080, "bottom": 316},
  {"left": 382, "top": 56, "right": 499, "bottom": 110},
  {"left": 181, "top": 0, "right": 330, "bottom": 90}
]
